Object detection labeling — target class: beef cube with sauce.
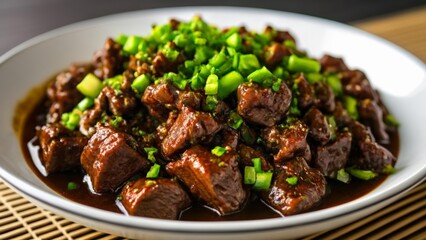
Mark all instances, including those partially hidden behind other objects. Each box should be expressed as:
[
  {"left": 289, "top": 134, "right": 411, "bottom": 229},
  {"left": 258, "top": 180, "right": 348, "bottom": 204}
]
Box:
[
  {"left": 120, "top": 178, "right": 191, "bottom": 220},
  {"left": 313, "top": 131, "right": 352, "bottom": 177},
  {"left": 261, "top": 157, "right": 327, "bottom": 216},
  {"left": 341, "top": 70, "right": 378, "bottom": 101},
  {"left": 161, "top": 106, "right": 222, "bottom": 157},
  {"left": 37, "top": 123, "right": 88, "bottom": 174},
  {"left": 92, "top": 38, "right": 126, "bottom": 79},
  {"left": 166, "top": 145, "right": 247, "bottom": 216},
  {"left": 80, "top": 126, "right": 150, "bottom": 192},
  {"left": 350, "top": 121, "right": 396, "bottom": 173},
  {"left": 237, "top": 82, "right": 292, "bottom": 127},
  {"left": 261, "top": 120, "right": 311, "bottom": 164},
  {"left": 238, "top": 144, "right": 273, "bottom": 172},
  {"left": 358, "top": 98, "right": 389, "bottom": 144},
  {"left": 303, "top": 107, "right": 332, "bottom": 146}
]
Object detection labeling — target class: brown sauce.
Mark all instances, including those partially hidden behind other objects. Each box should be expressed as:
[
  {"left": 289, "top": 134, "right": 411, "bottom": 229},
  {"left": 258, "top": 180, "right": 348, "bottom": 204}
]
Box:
[{"left": 18, "top": 87, "right": 400, "bottom": 221}]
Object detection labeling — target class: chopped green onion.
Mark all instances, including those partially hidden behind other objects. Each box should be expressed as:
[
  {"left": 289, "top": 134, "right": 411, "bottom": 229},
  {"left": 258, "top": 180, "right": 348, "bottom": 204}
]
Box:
[
  {"left": 211, "top": 146, "right": 226, "bottom": 157},
  {"left": 227, "top": 112, "right": 244, "bottom": 129},
  {"left": 146, "top": 163, "right": 161, "bottom": 178},
  {"left": 343, "top": 95, "right": 359, "bottom": 119},
  {"left": 244, "top": 166, "right": 256, "bottom": 184},
  {"left": 116, "top": 34, "right": 128, "bottom": 45},
  {"left": 347, "top": 167, "right": 378, "bottom": 180},
  {"left": 162, "top": 45, "right": 180, "bottom": 61},
  {"left": 61, "top": 110, "right": 81, "bottom": 131},
  {"left": 384, "top": 114, "right": 400, "bottom": 127},
  {"left": 131, "top": 74, "right": 151, "bottom": 93},
  {"left": 253, "top": 172, "right": 273, "bottom": 190},
  {"left": 326, "top": 74, "right": 343, "bottom": 97},
  {"left": 226, "top": 32, "right": 241, "bottom": 49},
  {"left": 123, "top": 35, "right": 143, "bottom": 54},
  {"left": 305, "top": 72, "right": 323, "bottom": 85},
  {"left": 67, "top": 181, "right": 78, "bottom": 190},
  {"left": 110, "top": 116, "right": 123, "bottom": 129},
  {"left": 287, "top": 54, "right": 321, "bottom": 73},
  {"left": 209, "top": 51, "right": 227, "bottom": 68},
  {"left": 252, "top": 158, "right": 262, "bottom": 173},
  {"left": 247, "top": 66, "right": 275, "bottom": 84},
  {"left": 238, "top": 54, "right": 260, "bottom": 77},
  {"left": 272, "top": 78, "right": 282, "bottom": 92},
  {"left": 285, "top": 176, "right": 298, "bottom": 185},
  {"left": 205, "top": 74, "right": 219, "bottom": 95},
  {"left": 144, "top": 147, "right": 158, "bottom": 163},
  {"left": 145, "top": 179, "right": 157, "bottom": 187},
  {"left": 217, "top": 71, "right": 244, "bottom": 99},
  {"left": 76, "top": 97, "right": 94, "bottom": 111},
  {"left": 173, "top": 34, "right": 190, "bottom": 47},
  {"left": 205, "top": 95, "right": 218, "bottom": 112},
  {"left": 327, "top": 115, "right": 337, "bottom": 141},
  {"left": 382, "top": 165, "right": 396, "bottom": 174},
  {"left": 336, "top": 168, "right": 351, "bottom": 183},
  {"left": 77, "top": 73, "right": 104, "bottom": 98}
]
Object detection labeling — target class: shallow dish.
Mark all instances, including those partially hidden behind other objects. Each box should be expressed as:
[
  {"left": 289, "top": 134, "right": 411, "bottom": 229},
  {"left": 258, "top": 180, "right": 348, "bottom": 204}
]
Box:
[{"left": 0, "top": 6, "right": 425, "bottom": 240}]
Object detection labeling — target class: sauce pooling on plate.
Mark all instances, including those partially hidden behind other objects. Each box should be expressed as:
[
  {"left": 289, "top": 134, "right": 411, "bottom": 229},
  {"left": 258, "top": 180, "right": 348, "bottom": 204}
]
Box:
[{"left": 20, "top": 16, "right": 399, "bottom": 220}]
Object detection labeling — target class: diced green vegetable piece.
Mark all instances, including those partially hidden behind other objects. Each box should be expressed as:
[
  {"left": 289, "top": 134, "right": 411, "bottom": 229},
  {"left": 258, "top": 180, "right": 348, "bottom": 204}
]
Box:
[
  {"left": 131, "top": 74, "right": 151, "bottom": 93},
  {"left": 144, "top": 147, "right": 158, "bottom": 163},
  {"left": 326, "top": 74, "right": 343, "bottom": 96},
  {"left": 76, "top": 97, "right": 94, "bottom": 112},
  {"left": 343, "top": 95, "right": 359, "bottom": 119},
  {"left": 205, "top": 74, "right": 219, "bottom": 95},
  {"left": 382, "top": 165, "right": 396, "bottom": 174},
  {"left": 252, "top": 158, "right": 262, "bottom": 173},
  {"left": 285, "top": 176, "right": 298, "bottom": 185},
  {"left": 287, "top": 54, "right": 321, "bottom": 73},
  {"left": 217, "top": 71, "right": 244, "bottom": 99},
  {"left": 173, "top": 79, "right": 188, "bottom": 90},
  {"left": 327, "top": 115, "right": 337, "bottom": 141},
  {"left": 191, "top": 74, "right": 204, "bottom": 90},
  {"left": 146, "top": 163, "right": 161, "bottom": 178},
  {"left": 272, "top": 78, "right": 282, "bottom": 92},
  {"left": 305, "top": 72, "right": 323, "bottom": 85},
  {"left": 385, "top": 114, "right": 400, "bottom": 127},
  {"left": 284, "top": 40, "right": 296, "bottom": 49},
  {"left": 205, "top": 95, "right": 218, "bottom": 112},
  {"left": 67, "top": 182, "right": 78, "bottom": 190},
  {"left": 77, "top": 73, "right": 104, "bottom": 98},
  {"left": 61, "top": 110, "right": 81, "bottom": 131},
  {"left": 173, "top": 34, "right": 190, "bottom": 48},
  {"left": 347, "top": 168, "right": 378, "bottom": 180},
  {"left": 162, "top": 45, "right": 180, "bottom": 61},
  {"left": 116, "top": 34, "right": 128, "bottom": 45},
  {"left": 253, "top": 172, "right": 273, "bottom": 190},
  {"left": 104, "top": 75, "right": 123, "bottom": 91},
  {"left": 226, "top": 32, "right": 241, "bottom": 49},
  {"left": 211, "top": 146, "right": 226, "bottom": 157},
  {"left": 238, "top": 54, "right": 260, "bottom": 77},
  {"left": 240, "top": 124, "right": 256, "bottom": 145},
  {"left": 195, "top": 46, "right": 213, "bottom": 63},
  {"left": 247, "top": 66, "right": 274, "bottom": 84},
  {"left": 209, "top": 51, "right": 228, "bottom": 68},
  {"left": 227, "top": 112, "right": 243, "bottom": 129},
  {"left": 244, "top": 166, "right": 256, "bottom": 185},
  {"left": 336, "top": 168, "right": 351, "bottom": 183},
  {"left": 123, "top": 35, "right": 143, "bottom": 54}
]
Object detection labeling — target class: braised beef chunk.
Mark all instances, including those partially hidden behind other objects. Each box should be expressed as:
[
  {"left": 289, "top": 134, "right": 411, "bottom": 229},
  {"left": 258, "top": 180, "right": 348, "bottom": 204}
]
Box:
[
  {"left": 350, "top": 121, "right": 396, "bottom": 173},
  {"left": 264, "top": 42, "right": 291, "bottom": 69},
  {"left": 99, "top": 86, "right": 138, "bottom": 118},
  {"left": 294, "top": 75, "right": 315, "bottom": 112},
  {"left": 358, "top": 99, "right": 389, "bottom": 144},
  {"left": 314, "top": 81, "right": 335, "bottom": 113},
  {"left": 320, "top": 55, "right": 349, "bottom": 73},
  {"left": 238, "top": 144, "right": 273, "bottom": 172},
  {"left": 261, "top": 120, "right": 311, "bottom": 163},
  {"left": 261, "top": 157, "right": 326, "bottom": 216},
  {"left": 47, "top": 64, "right": 92, "bottom": 122},
  {"left": 161, "top": 106, "right": 222, "bottom": 157},
  {"left": 211, "top": 127, "right": 239, "bottom": 151},
  {"left": 175, "top": 90, "right": 202, "bottom": 111},
  {"left": 166, "top": 145, "right": 247, "bottom": 216},
  {"left": 313, "top": 132, "right": 352, "bottom": 177},
  {"left": 152, "top": 51, "right": 184, "bottom": 76},
  {"left": 81, "top": 126, "right": 150, "bottom": 192},
  {"left": 120, "top": 178, "right": 191, "bottom": 220},
  {"left": 333, "top": 101, "right": 352, "bottom": 127},
  {"left": 92, "top": 38, "right": 125, "bottom": 79},
  {"left": 37, "top": 123, "right": 87, "bottom": 174},
  {"left": 341, "top": 70, "right": 378, "bottom": 101},
  {"left": 237, "top": 82, "right": 291, "bottom": 127},
  {"left": 303, "top": 107, "right": 331, "bottom": 145},
  {"left": 142, "top": 83, "right": 179, "bottom": 120}
]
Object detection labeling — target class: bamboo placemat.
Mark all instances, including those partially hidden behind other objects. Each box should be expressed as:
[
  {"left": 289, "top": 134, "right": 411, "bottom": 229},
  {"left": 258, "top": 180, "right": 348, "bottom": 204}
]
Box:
[{"left": 1, "top": 6, "right": 426, "bottom": 240}]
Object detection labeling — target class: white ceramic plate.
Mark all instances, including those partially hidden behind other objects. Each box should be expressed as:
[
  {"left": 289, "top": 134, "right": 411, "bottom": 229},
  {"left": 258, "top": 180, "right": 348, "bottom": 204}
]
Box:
[{"left": 0, "top": 6, "right": 425, "bottom": 240}]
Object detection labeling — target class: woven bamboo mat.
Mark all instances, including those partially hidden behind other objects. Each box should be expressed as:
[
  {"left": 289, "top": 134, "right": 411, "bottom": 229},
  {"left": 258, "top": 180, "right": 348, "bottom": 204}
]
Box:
[{"left": 1, "top": 6, "right": 426, "bottom": 240}]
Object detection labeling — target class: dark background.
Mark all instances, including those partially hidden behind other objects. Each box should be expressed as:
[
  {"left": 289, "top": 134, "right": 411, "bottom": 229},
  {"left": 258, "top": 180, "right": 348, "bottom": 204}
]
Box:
[{"left": 1, "top": 0, "right": 425, "bottom": 55}]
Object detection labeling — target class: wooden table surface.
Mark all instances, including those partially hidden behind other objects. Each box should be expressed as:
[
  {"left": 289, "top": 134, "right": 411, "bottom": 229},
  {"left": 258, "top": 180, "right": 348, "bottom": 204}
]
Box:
[{"left": 1, "top": 6, "right": 425, "bottom": 240}]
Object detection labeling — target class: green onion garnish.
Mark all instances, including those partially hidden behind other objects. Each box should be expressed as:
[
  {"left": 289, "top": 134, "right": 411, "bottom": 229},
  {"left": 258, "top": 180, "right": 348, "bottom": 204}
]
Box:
[
  {"left": 146, "top": 163, "right": 161, "bottom": 178},
  {"left": 77, "top": 73, "right": 104, "bottom": 98},
  {"left": 285, "top": 176, "right": 298, "bottom": 185},
  {"left": 244, "top": 166, "right": 256, "bottom": 184},
  {"left": 211, "top": 146, "right": 226, "bottom": 157}
]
